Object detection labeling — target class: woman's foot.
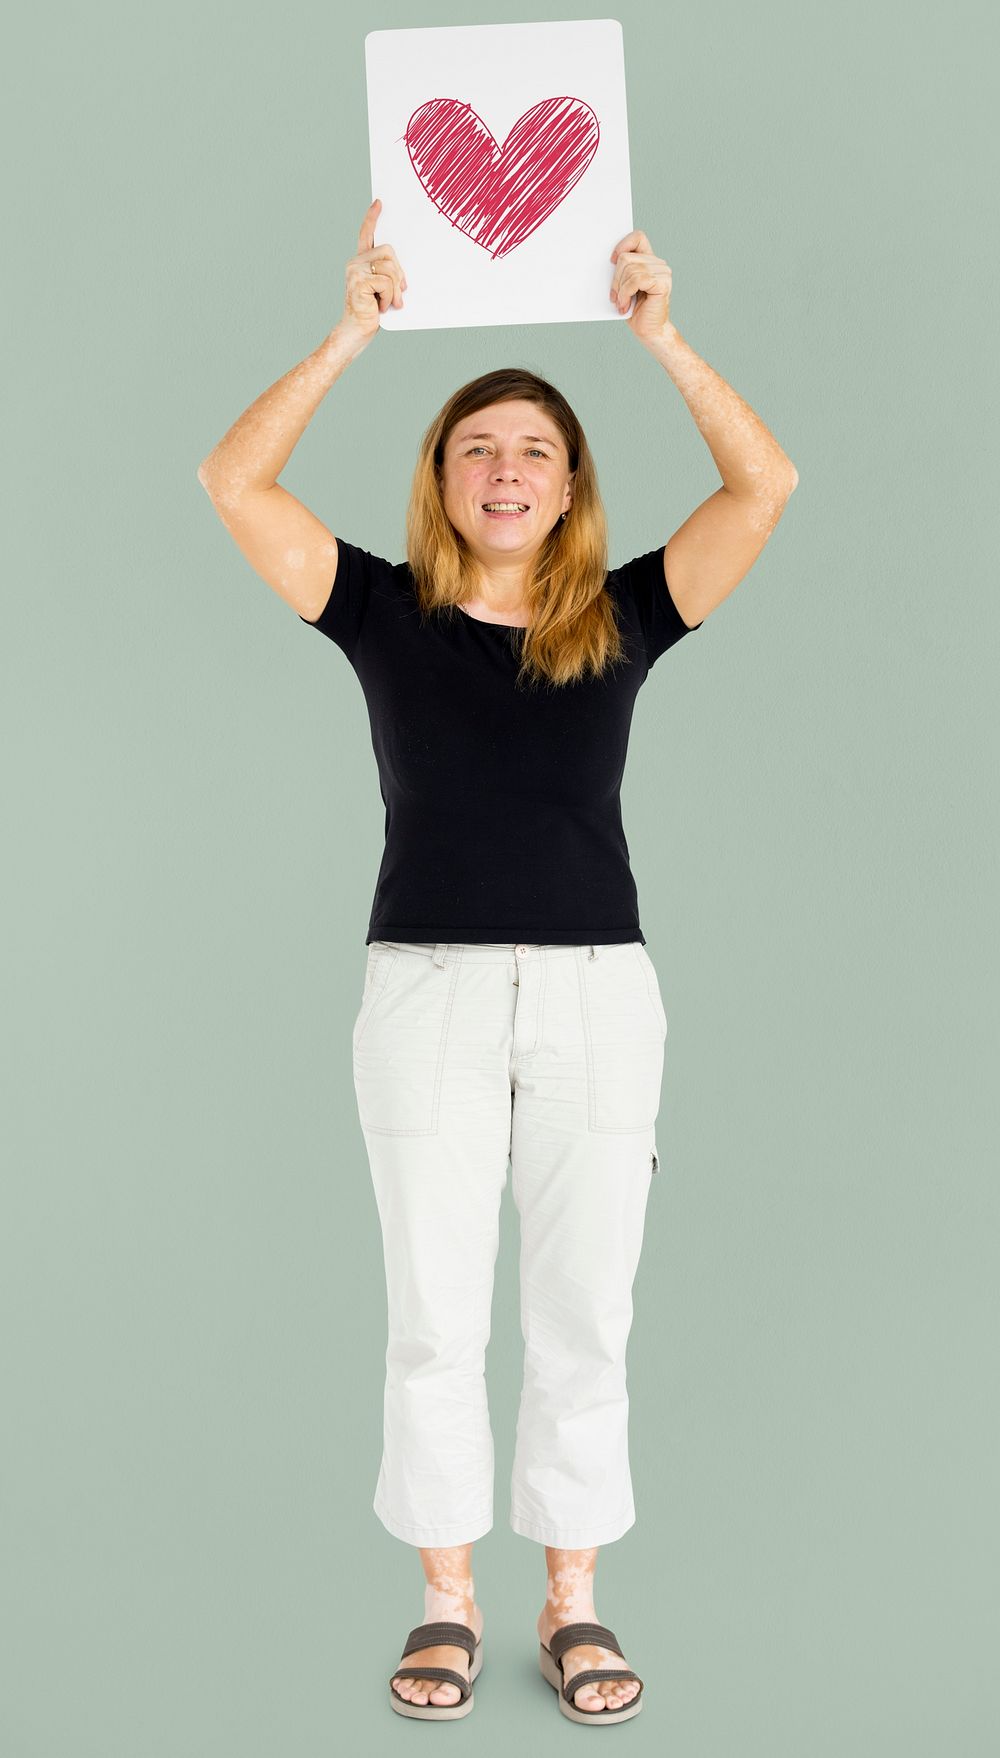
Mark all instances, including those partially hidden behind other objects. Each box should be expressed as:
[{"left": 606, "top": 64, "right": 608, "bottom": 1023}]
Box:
[
  {"left": 391, "top": 1595, "right": 485, "bottom": 1709},
  {"left": 537, "top": 1607, "right": 641, "bottom": 1715}
]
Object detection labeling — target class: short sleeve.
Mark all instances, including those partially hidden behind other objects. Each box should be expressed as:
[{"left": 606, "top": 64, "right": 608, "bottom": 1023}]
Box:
[
  {"left": 612, "top": 544, "right": 702, "bottom": 672},
  {"left": 297, "top": 536, "right": 388, "bottom": 662}
]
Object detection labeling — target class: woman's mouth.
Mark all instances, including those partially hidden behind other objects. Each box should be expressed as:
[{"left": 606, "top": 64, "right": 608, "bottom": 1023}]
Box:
[{"left": 481, "top": 501, "right": 530, "bottom": 519}]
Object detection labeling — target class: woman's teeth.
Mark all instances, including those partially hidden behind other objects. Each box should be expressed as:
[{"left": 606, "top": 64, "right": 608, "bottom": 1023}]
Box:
[{"left": 482, "top": 503, "right": 528, "bottom": 515}]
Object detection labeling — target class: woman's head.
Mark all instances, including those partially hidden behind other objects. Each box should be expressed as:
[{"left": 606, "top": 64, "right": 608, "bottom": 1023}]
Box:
[
  {"left": 406, "top": 368, "right": 626, "bottom": 689},
  {"left": 437, "top": 392, "right": 574, "bottom": 565}
]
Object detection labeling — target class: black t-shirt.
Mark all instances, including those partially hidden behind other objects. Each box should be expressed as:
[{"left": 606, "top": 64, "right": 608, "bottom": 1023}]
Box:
[{"left": 299, "top": 539, "right": 701, "bottom": 945}]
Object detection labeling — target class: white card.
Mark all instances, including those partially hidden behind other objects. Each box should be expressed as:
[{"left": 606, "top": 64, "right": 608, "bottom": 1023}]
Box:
[{"left": 364, "top": 19, "right": 636, "bottom": 332}]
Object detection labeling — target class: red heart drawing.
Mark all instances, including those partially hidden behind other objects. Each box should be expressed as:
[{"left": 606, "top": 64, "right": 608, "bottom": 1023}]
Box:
[{"left": 404, "top": 96, "right": 600, "bottom": 261}]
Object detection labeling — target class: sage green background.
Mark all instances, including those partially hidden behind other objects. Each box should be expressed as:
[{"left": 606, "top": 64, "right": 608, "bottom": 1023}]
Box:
[{"left": 4, "top": 1, "right": 996, "bottom": 1753}]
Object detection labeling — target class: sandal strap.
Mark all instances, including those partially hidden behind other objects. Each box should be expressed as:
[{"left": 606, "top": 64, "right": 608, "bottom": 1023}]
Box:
[
  {"left": 399, "top": 1620, "right": 477, "bottom": 1662},
  {"left": 561, "top": 1665, "right": 644, "bottom": 1704},
  {"left": 547, "top": 1621, "right": 625, "bottom": 1664},
  {"left": 390, "top": 1664, "right": 472, "bottom": 1701}
]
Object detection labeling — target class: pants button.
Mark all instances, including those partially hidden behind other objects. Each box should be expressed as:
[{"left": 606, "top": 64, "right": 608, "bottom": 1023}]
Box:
[{"left": 515, "top": 944, "right": 528, "bottom": 956}]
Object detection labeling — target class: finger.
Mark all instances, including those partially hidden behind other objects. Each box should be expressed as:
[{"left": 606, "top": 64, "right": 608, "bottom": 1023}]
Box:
[
  {"left": 384, "top": 246, "right": 407, "bottom": 289},
  {"left": 612, "top": 271, "right": 639, "bottom": 311},
  {"left": 611, "top": 252, "right": 661, "bottom": 278},
  {"left": 368, "top": 245, "right": 407, "bottom": 297},
  {"left": 608, "top": 251, "right": 651, "bottom": 296},
  {"left": 369, "top": 269, "right": 401, "bottom": 310},
  {"left": 384, "top": 247, "right": 407, "bottom": 292},
  {"left": 359, "top": 197, "right": 380, "bottom": 253},
  {"left": 610, "top": 230, "right": 650, "bottom": 261}
]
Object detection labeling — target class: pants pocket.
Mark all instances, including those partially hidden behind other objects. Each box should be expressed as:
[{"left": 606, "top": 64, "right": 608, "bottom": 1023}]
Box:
[
  {"left": 581, "top": 944, "right": 667, "bottom": 1134},
  {"left": 353, "top": 946, "right": 460, "bottom": 1136},
  {"left": 352, "top": 942, "right": 396, "bottom": 1051},
  {"left": 635, "top": 943, "right": 668, "bottom": 1037}
]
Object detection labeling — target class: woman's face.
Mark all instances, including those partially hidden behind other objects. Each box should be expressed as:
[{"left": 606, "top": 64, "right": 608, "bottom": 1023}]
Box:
[{"left": 438, "top": 399, "right": 575, "bottom": 569}]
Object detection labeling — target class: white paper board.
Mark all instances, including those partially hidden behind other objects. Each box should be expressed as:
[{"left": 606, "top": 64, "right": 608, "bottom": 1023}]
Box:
[{"left": 364, "top": 19, "right": 636, "bottom": 332}]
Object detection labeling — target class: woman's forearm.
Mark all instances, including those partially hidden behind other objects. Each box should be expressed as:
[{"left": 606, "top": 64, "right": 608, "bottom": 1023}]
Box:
[
  {"left": 197, "top": 321, "right": 368, "bottom": 499},
  {"left": 644, "top": 322, "right": 798, "bottom": 497}
]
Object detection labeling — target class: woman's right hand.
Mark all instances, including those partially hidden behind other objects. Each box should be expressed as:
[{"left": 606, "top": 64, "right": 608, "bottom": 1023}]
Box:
[{"left": 340, "top": 198, "right": 408, "bottom": 343}]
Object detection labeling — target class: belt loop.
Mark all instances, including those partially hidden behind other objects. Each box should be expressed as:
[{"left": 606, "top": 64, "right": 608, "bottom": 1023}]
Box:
[
  {"left": 433, "top": 943, "right": 449, "bottom": 968},
  {"left": 589, "top": 943, "right": 602, "bottom": 960}
]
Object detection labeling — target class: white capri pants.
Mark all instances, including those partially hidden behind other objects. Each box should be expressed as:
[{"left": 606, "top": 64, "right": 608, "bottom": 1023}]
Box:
[{"left": 352, "top": 939, "right": 667, "bottom": 1550}]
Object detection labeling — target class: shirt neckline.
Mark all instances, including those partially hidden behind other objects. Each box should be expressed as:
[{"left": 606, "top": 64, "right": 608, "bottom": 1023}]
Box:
[{"left": 457, "top": 605, "right": 528, "bottom": 631}]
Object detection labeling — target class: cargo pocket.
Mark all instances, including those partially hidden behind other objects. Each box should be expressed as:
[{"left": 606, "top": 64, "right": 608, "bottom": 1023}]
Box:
[
  {"left": 580, "top": 943, "right": 667, "bottom": 1134},
  {"left": 353, "top": 947, "right": 461, "bottom": 1137}
]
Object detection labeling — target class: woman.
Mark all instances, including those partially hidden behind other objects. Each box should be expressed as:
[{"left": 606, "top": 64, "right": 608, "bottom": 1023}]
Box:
[{"left": 198, "top": 197, "right": 798, "bottom": 1726}]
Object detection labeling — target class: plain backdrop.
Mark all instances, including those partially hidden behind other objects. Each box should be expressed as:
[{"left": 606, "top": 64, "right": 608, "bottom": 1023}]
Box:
[{"left": 3, "top": 2, "right": 997, "bottom": 1754}]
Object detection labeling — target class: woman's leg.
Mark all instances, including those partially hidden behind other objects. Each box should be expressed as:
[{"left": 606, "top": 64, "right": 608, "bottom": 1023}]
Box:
[
  {"left": 508, "top": 944, "right": 663, "bottom": 1546},
  {"left": 536, "top": 1546, "right": 642, "bottom": 1715},
  {"left": 355, "top": 945, "right": 512, "bottom": 1547},
  {"left": 509, "top": 944, "right": 663, "bottom": 1712},
  {"left": 354, "top": 945, "right": 512, "bottom": 1706},
  {"left": 389, "top": 1542, "right": 486, "bottom": 1709}
]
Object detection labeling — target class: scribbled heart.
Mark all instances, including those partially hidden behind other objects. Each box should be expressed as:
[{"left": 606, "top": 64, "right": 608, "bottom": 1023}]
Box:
[{"left": 404, "top": 96, "right": 600, "bottom": 261}]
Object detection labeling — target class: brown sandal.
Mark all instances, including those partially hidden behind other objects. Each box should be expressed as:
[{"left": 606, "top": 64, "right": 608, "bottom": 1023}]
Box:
[
  {"left": 538, "top": 1621, "right": 644, "bottom": 1724},
  {"left": 389, "top": 1620, "right": 483, "bottom": 1720}
]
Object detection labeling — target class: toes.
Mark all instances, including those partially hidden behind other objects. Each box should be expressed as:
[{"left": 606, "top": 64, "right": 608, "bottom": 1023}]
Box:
[
  {"left": 392, "top": 1675, "right": 460, "bottom": 1705},
  {"left": 576, "top": 1687, "right": 607, "bottom": 1711},
  {"left": 606, "top": 1681, "right": 638, "bottom": 1704},
  {"left": 574, "top": 1679, "right": 639, "bottom": 1711},
  {"left": 428, "top": 1684, "right": 461, "bottom": 1704}
]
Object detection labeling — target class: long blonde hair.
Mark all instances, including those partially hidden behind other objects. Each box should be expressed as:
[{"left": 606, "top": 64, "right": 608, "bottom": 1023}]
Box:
[{"left": 405, "top": 368, "right": 628, "bottom": 690}]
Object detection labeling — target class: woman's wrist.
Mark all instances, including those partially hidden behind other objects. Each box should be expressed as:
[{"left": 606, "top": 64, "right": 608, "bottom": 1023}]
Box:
[{"left": 319, "top": 318, "right": 374, "bottom": 366}]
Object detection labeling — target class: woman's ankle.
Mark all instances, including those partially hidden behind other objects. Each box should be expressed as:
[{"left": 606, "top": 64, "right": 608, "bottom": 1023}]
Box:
[{"left": 418, "top": 1543, "right": 477, "bottom": 1620}]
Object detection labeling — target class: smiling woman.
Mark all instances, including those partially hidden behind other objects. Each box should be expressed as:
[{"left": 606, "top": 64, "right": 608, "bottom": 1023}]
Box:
[
  {"left": 401, "top": 365, "right": 630, "bottom": 687},
  {"left": 196, "top": 193, "right": 799, "bottom": 1729}
]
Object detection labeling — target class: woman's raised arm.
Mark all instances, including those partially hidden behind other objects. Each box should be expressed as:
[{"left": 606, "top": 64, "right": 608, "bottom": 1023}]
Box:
[{"left": 197, "top": 199, "right": 406, "bottom": 621}]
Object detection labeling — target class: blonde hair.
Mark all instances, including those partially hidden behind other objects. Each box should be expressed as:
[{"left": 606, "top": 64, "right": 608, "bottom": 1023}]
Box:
[{"left": 404, "top": 367, "right": 628, "bottom": 690}]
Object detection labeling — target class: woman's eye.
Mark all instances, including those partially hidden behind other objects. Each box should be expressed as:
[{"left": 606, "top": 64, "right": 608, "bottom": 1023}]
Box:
[{"left": 469, "top": 446, "right": 548, "bottom": 457}]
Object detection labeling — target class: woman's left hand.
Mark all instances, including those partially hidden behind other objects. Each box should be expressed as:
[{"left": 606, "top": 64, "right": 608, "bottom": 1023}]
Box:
[{"left": 609, "top": 229, "right": 672, "bottom": 345}]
